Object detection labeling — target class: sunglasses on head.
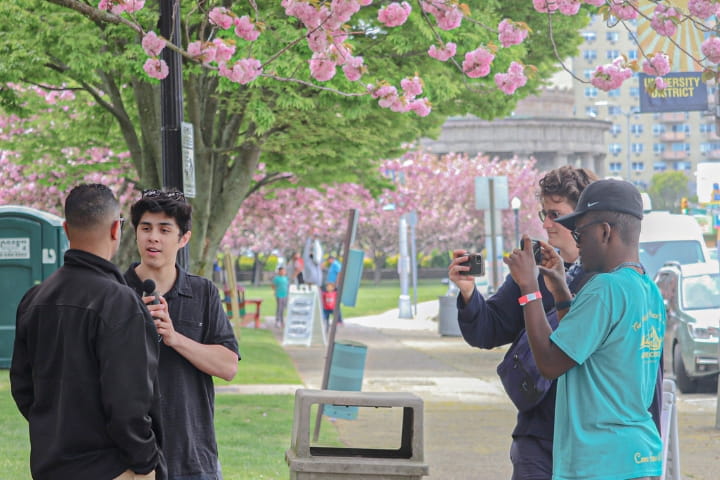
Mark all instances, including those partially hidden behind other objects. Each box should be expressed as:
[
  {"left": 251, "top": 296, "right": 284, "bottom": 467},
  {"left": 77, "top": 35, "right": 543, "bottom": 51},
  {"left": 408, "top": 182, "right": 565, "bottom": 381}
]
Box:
[{"left": 141, "top": 189, "right": 186, "bottom": 201}]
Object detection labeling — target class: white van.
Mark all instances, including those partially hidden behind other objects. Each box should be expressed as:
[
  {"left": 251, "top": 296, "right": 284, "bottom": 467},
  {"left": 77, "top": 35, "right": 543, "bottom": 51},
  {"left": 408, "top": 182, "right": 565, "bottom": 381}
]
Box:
[{"left": 640, "top": 211, "right": 710, "bottom": 279}]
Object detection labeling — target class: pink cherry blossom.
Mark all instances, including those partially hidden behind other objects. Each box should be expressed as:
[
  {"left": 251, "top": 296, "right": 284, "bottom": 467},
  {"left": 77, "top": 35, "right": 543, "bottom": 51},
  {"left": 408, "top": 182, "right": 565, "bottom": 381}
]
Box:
[
  {"left": 642, "top": 52, "right": 671, "bottom": 76},
  {"left": 378, "top": 2, "right": 412, "bottom": 28},
  {"left": 689, "top": 0, "right": 720, "bottom": 19},
  {"left": 234, "top": 16, "right": 260, "bottom": 41},
  {"left": 608, "top": 0, "right": 639, "bottom": 21},
  {"left": 143, "top": 58, "right": 169, "bottom": 79},
  {"left": 141, "top": 31, "right": 166, "bottom": 57},
  {"left": 420, "top": 0, "right": 463, "bottom": 30},
  {"left": 462, "top": 47, "right": 495, "bottom": 78},
  {"left": 342, "top": 56, "right": 365, "bottom": 81},
  {"left": 583, "top": 0, "right": 605, "bottom": 5},
  {"left": 309, "top": 53, "right": 337, "bottom": 81},
  {"left": 494, "top": 61, "right": 527, "bottom": 95},
  {"left": 532, "top": 0, "right": 559, "bottom": 13},
  {"left": 371, "top": 85, "right": 405, "bottom": 111},
  {"left": 401, "top": 76, "right": 423, "bottom": 98},
  {"left": 557, "top": 0, "right": 581, "bottom": 16},
  {"left": 407, "top": 98, "right": 431, "bottom": 117},
  {"left": 650, "top": 4, "right": 680, "bottom": 37},
  {"left": 209, "top": 7, "right": 234, "bottom": 29},
  {"left": 498, "top": 19, "right": 528, "bottom": 48},
  {"left": 218, "top": 58, "right": 263, "bottom": 84},
  {"left": 213, "top": 39, "right": 236, "bottom": 63},
  {"left": 123, "top": 0, "right": 145, "bottom": 13},
  {"left": 654, "top": 76, "right": 668, "bottom": 90},
  {"left": 428, "top": 42, "right": 456, "bottom": 61},
  {"left": 702, "top": 37, "right": 720, "bottom": 63},
  {"left": 358, "top": 0, "right": 372, "bottom": 5},
  {"left": 590, "top": 57, "right": 632, "bottom": 91}
]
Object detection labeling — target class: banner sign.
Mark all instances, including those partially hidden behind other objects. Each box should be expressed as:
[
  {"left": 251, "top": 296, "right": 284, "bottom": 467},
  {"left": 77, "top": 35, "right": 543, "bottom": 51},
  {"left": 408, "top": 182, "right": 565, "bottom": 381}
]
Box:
[{"left": 638, "top": 72, "right": 708, "bottom": 113}]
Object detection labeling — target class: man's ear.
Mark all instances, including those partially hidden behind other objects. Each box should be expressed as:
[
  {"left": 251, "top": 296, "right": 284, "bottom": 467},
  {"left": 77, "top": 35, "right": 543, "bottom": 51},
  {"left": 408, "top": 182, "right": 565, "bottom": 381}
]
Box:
[
  {"left": 111, "top": 219, "right": 122, "bottom": 242},
  {"left": 179, "top": 230, "right": 192, "bottom": 248}
]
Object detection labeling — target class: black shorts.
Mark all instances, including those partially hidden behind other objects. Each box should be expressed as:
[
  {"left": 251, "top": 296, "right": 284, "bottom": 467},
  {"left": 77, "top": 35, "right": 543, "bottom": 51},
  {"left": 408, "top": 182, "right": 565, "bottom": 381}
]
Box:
[{"left": 510, "top": 436, "right": 552, "bottom": 480}]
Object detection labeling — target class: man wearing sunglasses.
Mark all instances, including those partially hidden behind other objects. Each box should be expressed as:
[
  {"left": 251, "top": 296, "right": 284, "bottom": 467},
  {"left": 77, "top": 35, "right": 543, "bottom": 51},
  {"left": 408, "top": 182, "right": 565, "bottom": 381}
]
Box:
[
  {"left": 125, "top": 189, "right": 239, "bottom": 480},
  {"left": 449, "top": 166, "right": 598, "bottom": 480},
  {"left": 505, "top": 179, "right": 665, "bottom": 480}
]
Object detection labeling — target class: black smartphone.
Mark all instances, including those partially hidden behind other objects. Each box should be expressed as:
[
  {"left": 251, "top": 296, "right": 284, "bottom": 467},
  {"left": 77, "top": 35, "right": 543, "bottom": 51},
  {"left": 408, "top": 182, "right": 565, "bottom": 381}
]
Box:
[{"left": 459, "top": 253, "right": 485, "bottom": 276}]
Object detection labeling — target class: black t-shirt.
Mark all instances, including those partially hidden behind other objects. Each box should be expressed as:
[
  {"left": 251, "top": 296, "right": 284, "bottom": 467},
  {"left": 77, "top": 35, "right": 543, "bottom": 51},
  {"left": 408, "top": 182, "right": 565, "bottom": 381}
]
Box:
[{"left": 125, "top": 264, "right": 239, "bottom": 479}]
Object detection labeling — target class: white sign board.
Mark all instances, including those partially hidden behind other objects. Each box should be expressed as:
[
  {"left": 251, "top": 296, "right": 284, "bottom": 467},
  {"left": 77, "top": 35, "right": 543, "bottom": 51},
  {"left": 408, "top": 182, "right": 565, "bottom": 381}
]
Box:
[
  {"left": 0, "top": 237, "right": 30, "bottom": 260},
  {"left": 181, "top": 122, "right": 196, "bottom": 198},
  {"left": 282, "top": 285, "right": 325, "bottom": 347},
  {"left": 474, "top": 176, "right": 509, "bottom": 210}
]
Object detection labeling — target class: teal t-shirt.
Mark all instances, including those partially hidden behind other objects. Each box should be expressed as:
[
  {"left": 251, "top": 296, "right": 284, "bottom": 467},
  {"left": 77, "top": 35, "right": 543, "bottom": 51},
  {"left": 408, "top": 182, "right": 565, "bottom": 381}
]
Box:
[
  {"left": 550, "top": 267, "right": 665, "bottom": 480},
  {"left": 272, "top": 275, "right": 289, "bottom": 299}
]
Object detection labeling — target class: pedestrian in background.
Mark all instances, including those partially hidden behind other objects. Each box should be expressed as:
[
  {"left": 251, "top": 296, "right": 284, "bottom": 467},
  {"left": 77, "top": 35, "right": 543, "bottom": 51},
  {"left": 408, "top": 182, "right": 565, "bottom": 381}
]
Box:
[
  {"left": 124, "top": 189, "right": 239, "bottom": 480},
  {"left": 291, "top": 252, "right": 305, "bottom": 286},
  {"left": 324, "top": 255, "right": 343, "bottom": 324},
  {"left": 505, "top": 179, "right": 665, "bottom": 480},
  {"left": 321, "top": 282, "right": 338, "bottom": 332},
  {"left": 272, "top": 266, "right": 289, "bottom": 328},
  {"left": 11, "top": 184, "right": 165, "bottom": 480}
]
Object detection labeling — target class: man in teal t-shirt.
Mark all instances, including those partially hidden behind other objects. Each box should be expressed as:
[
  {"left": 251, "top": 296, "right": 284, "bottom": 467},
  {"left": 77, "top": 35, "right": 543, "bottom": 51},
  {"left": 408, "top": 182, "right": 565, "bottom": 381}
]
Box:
[
  {"left": 503, "top": 179, "right": 665, "bottom": 480},
  {"left": 272, "top": 266, "right": 289, "bottom": 328}
]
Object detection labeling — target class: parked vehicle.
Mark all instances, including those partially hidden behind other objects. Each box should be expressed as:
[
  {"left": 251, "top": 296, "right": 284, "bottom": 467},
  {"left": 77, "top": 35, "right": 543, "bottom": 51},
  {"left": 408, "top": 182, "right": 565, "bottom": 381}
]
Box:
[
  {"left": 654, "top": 261, "right": 720, "bottom": 393},
  {"left": 640, "top": 211, "right": 710, "bottom": 279}
]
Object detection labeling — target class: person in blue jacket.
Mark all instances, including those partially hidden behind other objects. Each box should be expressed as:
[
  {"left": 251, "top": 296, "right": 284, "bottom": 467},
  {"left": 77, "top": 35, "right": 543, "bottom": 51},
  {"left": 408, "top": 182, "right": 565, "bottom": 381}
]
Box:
[{"left": 449, "top": 167, "right": 662, "bottom": 480}]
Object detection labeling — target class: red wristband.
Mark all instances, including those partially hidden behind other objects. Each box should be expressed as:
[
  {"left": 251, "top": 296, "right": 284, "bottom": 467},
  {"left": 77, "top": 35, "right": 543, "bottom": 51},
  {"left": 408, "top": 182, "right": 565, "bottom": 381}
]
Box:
[{"left": 518, "top": 291, "right": 542, "bottom": 306}]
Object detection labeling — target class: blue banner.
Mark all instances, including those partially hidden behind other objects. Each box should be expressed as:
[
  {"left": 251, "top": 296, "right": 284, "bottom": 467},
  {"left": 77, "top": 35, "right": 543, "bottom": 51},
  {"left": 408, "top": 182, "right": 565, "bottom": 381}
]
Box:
[{"left": 638, "top": 72, "right": 708, "bottom": 113}]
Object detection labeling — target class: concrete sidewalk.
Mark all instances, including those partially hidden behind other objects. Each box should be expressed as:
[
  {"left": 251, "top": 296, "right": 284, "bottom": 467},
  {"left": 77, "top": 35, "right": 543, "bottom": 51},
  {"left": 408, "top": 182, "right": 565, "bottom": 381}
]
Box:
[{"left": 271, "top": 299, "right": 720, "bottom": 480}]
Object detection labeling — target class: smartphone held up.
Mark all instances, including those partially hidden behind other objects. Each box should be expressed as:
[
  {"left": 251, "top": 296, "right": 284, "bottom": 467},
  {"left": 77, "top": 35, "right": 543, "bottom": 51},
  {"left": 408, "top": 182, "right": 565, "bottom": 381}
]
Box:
[{"left": 459, "top": 253, "right": 485, "bottom": 276}]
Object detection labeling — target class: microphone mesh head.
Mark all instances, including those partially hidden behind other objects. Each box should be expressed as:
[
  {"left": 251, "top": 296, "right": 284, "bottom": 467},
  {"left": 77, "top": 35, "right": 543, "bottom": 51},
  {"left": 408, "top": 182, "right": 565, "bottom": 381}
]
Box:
[{"left": 142, "top": 279, "right": 156, "bottom": 294}]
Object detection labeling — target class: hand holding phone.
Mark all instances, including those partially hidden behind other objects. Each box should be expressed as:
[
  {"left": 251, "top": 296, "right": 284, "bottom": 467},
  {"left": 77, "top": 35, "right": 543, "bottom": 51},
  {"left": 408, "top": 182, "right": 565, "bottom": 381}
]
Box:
[{"left": 459, "top": 253, "right": 485, "bottom": 276}]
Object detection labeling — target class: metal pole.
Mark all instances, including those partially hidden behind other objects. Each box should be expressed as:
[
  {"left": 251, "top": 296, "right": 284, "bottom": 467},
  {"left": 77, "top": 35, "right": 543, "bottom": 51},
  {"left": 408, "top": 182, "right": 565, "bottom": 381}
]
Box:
[
  {"left": 489, "top": 178, "right": 500, "bottom": 291},
  {"left": 159, "top": 0, "right": 188, "bottom": 270},
  {"left": 398, "top": 214, "right": 412, "bottom": 318},
  {"left": 514, "top": 208, "right": 520, "bottom": 248},
  {"left": 626, "top": 111, "right": 632, "bottom": 182},
  {"left": 409, "top": 218, "right": 418, "bottom": 316},
  {"left": 313, "top": 209, "right": 359, "bottom": 441}
]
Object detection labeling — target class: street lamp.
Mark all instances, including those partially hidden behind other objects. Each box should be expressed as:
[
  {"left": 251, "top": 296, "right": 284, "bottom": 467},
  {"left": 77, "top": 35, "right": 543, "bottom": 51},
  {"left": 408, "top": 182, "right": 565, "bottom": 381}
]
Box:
[{"left": 511, "top": 196, "right": 521, "bottom": 247}]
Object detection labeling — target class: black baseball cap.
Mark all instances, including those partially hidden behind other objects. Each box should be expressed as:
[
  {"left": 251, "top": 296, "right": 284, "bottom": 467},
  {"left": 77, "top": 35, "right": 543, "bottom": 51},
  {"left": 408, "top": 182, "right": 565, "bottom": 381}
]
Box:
[{"left": 554, "top": 179, "right": 643, "bottom": 231}]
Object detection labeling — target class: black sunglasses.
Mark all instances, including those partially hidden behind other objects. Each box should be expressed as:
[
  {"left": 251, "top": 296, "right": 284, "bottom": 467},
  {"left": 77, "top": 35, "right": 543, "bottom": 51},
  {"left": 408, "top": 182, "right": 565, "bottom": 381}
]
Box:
[
  {"left": 571, "top": 220, "right": 612, "bottom": 243},
  {"left": 538, "top": 209, "right": 562, "bottom": 222},
  {"left": 142, "top": 189, "right": 186, "bottom": 201}
]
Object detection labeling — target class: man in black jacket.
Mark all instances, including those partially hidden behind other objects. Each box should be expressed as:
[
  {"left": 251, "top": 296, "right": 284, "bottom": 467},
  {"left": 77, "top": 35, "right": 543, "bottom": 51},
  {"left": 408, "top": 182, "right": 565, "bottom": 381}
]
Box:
[{"left": 10, "top": 184, "right": 165, "bottom": 480}]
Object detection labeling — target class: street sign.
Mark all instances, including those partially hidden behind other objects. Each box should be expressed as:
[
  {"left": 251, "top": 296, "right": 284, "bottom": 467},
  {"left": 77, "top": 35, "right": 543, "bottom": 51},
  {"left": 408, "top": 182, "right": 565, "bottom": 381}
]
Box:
[{"left": 181, "top": 122, "right": 196, "bottom": 198}]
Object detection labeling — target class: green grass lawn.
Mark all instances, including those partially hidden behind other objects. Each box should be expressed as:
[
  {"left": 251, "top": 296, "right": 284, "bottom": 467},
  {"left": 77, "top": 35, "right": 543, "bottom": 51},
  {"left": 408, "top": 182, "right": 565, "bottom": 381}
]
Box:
[{"left": 240, "top": 278, "right": 447, "bottom": 319}]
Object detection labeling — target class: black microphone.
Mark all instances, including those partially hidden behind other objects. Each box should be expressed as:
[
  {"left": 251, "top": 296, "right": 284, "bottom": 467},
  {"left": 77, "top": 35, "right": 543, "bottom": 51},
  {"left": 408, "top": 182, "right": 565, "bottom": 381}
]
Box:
[{"left": 142, "top": 279, "right": 160, "bottom": 305}]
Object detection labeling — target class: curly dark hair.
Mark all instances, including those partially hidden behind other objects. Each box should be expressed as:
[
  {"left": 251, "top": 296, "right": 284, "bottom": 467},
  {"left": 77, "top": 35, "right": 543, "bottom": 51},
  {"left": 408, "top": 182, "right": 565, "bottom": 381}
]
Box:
[{"left": 538, "top": 166, "right": 598, "bottom": 208}]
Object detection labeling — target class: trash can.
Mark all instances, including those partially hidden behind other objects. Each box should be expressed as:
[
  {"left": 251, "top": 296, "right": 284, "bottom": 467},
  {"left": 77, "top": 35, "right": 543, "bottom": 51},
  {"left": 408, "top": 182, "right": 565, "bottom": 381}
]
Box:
[
  {"left": 438, "top": 295, "right": 461, "bottom": 337},
  {"left": 0, "top": 206, "right": 68, "bottom": 368},
  {"left": 287, "top": 389, "right": 429, "bottom": 479},
  {"left": 324, "top": 341, "right": 367, "bottom": 419}
]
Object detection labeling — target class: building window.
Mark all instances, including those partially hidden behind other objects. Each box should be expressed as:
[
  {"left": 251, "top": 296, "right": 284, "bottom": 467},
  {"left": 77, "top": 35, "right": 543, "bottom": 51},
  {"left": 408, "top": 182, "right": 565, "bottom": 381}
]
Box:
[
  {"left": 610, "top": 124, "right": 622, "bottom": 136},
  {"left": 606, "top": 31, "right": 619, "bottom": 43},
  {"left": 584, "top": 87, "right": 599, "bottom": 98},
  {"left": 608, "top": 89, "right": 621, "bottom": 98},
  {"left": 671, "top": 143, "right": 690, "bottom": 152},
  {"left": 652, "top": 124, "right": 666, "bottom": 135},
  {"left": 674, "top": 161, "right": 691, "bottom": 171},
  {"left": 608, "top": 105, "right": 622, "bottom": 115},
  {"left": 700, "top": 123, "right": 716, "bottom": 134},
  {"left": 628, "top": 49, "right": 638, "bottom": 60},
  {"left": 609, "top": 162, "right": 623, "bottom": 172},
  {"left": 583, "top": 69, "right": 594, "bottom": 80},
  {"left": 629, "top": 87, "right": 640, "bottom": 97},
  {"left": 653, "top": 143, "right": 666, "bottom": 154},
  {"left": 582, "top": 31, "right": 597, "bottom": 42},
  {"left": 632, "top": 143, "right": 644, "bottom": 154},
  {"left": 584, "top": 49, "right": 598, "bottom": 62},
  {"left": 631, "top": 161, "right": 645, "bottom": 172},
  {"left": 631, "top": 124, "right": 644, "bottom": 135},
  {"left": 607, "top": 49, "right": 620, "bottom": 60},
  {"left": 586, "top": 106, "right": 599, "bottom": 117},
  {"left": 653, "top": 162, "right": 667, "bottom": 172},
  {"left": 609, "top": 143, "right": 622, "bottom": 155}
]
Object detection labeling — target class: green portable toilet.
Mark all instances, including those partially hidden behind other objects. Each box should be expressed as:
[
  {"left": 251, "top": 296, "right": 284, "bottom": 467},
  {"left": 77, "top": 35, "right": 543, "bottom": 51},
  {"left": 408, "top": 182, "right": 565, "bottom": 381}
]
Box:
[{"left": 0, "top": 206, "right": 67, "bottom": 368}]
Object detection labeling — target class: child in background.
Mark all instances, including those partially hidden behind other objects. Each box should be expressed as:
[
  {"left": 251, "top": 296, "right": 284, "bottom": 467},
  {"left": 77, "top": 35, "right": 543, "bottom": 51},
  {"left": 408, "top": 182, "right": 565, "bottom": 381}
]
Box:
[{"left": 321, "top": 282, "right": 338, "bottom": 332}]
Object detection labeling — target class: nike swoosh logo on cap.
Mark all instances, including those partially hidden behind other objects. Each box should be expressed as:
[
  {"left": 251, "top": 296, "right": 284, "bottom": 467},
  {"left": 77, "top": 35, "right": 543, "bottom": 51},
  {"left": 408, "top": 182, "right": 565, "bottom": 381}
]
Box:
[{"left": 587, "top": 201, "right": 600, "bottom": 207}]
